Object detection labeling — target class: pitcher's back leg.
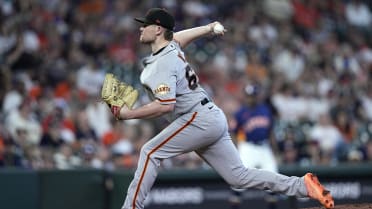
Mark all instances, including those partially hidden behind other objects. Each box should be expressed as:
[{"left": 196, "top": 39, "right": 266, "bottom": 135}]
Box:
[{"left": 196, "top": 134, "right": 308, "bottom": 197}]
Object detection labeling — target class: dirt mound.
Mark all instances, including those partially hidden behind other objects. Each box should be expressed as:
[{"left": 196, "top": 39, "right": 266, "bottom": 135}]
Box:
[{"left": 303, "top": 203, "right": 372, "bottom": 209}]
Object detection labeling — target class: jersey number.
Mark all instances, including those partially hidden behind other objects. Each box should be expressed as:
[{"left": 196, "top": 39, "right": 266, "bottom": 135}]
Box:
[{"left": 185, "top": 65, "right": 198, "bottom": 90}]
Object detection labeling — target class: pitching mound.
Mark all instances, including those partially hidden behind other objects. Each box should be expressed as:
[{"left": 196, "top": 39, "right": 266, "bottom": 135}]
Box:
[{"left": 303, "top": 203, "right": 372, "bottom": 209}]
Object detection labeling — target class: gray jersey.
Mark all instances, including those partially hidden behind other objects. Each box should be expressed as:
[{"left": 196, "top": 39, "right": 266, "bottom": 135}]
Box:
[{"left": 140, "top": 41, "right": 209, "bottom": 120}]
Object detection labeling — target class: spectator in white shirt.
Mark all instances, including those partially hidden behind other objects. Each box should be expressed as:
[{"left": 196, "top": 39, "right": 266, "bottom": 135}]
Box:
[
  {"left": 345, "top": 0, "right": 372, "bottom": 28},
  {"left": 273, "top": 43, "right": 305, "bottom": 82},
  {"left": 76, "top": 58, "right": 105, "bottom": 97},
  {"left": 5, "top": 99, "right": 42, "bottom": 146},
  {"left": 309, "top": 113, "right": 343, "bottom": 160}
]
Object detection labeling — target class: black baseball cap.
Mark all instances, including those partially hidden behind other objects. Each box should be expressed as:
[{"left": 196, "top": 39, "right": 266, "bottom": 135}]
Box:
[{"left": 134, "top": 8, "right": 175, "bottom": 31}]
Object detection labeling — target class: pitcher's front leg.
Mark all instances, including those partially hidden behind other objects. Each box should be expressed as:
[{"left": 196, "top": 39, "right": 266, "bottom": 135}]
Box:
[{"left": 122, "top": 142, "right": 161, "bottom": 209}]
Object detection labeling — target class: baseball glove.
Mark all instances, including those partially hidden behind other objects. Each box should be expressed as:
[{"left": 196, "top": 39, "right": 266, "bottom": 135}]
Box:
[{"left": 101, "top": 73, "right": 139, "bottom": 118}]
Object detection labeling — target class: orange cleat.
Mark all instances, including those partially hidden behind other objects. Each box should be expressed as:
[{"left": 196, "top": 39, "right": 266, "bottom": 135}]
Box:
[{"left": 304, "top": 173, "right": 334, "bottom": 209}]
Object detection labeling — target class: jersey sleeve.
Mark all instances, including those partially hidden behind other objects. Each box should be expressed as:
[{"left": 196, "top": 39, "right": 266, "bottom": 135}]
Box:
[{"left": 151, "top": 58, "right": 178, "bottom": 105}]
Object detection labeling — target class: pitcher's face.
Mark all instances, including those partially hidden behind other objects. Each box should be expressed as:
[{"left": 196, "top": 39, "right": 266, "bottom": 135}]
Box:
[{"left": 139, "top": 24, "right": 157, "bottom": 44}]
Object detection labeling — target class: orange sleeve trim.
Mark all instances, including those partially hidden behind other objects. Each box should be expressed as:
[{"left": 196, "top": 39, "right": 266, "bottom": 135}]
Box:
[
  {"left": 132, "top": 112, "right": 198, "bottom": 209},
  {"left": 158, "top": 98, "right": 176, "bottom": 102}
]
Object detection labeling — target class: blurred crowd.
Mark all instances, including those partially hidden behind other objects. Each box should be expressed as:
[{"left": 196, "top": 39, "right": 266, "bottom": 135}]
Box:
[{"left": 0, "top": 0, "right": 371, "bottom": 170}]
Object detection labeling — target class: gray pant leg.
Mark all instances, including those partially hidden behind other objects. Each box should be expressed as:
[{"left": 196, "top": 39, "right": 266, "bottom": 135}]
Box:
[
  {"left": 122, "top": 149, "right": 160, "bottom": 209},
  {"left": 197, "top": 128, "right": 308, "bottom": 197},
  {"left": 122, "top": 110, "right": 226, "bottom": 209}
]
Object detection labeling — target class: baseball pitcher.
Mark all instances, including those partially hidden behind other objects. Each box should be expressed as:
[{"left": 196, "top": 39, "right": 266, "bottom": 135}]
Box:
[{"left": 101, "top": 8, "right": 334, "bottom": 209}]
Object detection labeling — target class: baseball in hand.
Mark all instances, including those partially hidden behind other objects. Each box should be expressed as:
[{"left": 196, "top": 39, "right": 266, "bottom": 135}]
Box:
[{"left": 213, "top": 23, "right": 224, "bottom": 34}]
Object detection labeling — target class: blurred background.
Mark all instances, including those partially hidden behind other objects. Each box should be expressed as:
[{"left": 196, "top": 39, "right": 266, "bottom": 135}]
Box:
[{"left": 0, "top": 0, "right": 371, "bottom": 209}]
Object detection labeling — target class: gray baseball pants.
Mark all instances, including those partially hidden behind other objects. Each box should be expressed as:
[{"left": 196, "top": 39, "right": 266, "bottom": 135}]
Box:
[{"left": 121, "top": 102, "right": 308, "bottom": 209}]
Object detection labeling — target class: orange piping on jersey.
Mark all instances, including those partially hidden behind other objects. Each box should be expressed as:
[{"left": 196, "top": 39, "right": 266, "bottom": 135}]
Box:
[
  {"left": 132, "top": 112, "right": 198, "bottom": 209},
  {"left": 177, "top": 52, "right": 186, "bottom": 63},
  {"left": 158, "top": 98, "right": 176, "bottom": 103}
]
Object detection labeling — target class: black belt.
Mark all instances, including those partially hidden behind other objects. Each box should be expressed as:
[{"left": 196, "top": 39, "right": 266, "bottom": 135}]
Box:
[{"left": 201, "top": 98, "right": 210, "bottom": 105}]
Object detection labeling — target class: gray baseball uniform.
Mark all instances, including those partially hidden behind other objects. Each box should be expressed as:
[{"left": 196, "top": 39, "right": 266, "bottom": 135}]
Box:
[{"left": 121, "top": 41, "right": 308, "bottom": 209}]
